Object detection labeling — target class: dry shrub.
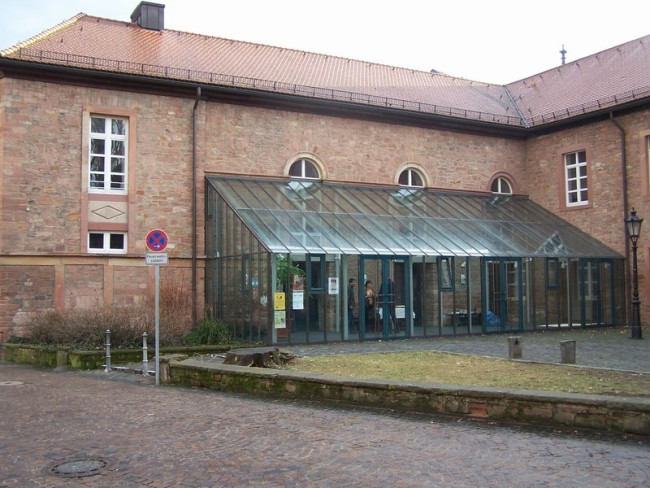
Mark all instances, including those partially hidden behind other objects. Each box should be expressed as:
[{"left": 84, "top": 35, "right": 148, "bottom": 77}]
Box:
[
  {"left": 22, "top": 305, "right": 150, "bottom": 349},
  {"left": 157, "top": 270, "right": 194, "bottom": 345},
  {"left": 17, "top": 271, "right": 226, "bottom": 349}
]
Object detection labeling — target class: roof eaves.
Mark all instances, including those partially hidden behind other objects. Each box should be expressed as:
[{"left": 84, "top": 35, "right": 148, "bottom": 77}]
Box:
[
  {"left": 526, "top": 85, "right": 650, "bottom": 128},
  {"left": 3, "top": 47, "right": 527, "bottom": 128}
]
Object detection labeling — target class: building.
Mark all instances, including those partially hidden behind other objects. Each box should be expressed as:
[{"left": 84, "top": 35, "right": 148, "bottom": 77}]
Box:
[{"left": 1, "top": 2, "right": 648, "bottom": 345}]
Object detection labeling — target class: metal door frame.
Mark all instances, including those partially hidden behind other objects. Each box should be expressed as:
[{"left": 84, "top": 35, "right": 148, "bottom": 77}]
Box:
[
  {"left": 360, "top": 256, "right": 411, "bottom": 340},
  {"left": 482, "top": 257, "right": 523, "bottom": 332}
]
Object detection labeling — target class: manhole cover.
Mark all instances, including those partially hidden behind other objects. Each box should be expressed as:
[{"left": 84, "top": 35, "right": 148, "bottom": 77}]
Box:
[
  {"left": 48, "top": 458, "right": 109, "bottom": 478},
  {"left": 0, "top": 380, "right": 24, "bottom": 386}
]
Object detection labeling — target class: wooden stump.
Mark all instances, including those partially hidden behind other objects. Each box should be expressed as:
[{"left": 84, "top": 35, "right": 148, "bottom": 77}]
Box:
[{"left": 224, "top": 347, "right": 297, "bottom": 368}]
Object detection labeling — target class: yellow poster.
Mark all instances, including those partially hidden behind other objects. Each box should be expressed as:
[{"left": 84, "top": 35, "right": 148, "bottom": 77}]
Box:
[{"left": 274, "top": 292, "right": 285, "bottom": 310}]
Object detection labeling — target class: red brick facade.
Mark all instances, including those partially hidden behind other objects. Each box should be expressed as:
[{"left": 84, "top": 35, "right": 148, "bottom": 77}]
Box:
[
  {"left": 1, "top": 16, "right": 648, "bottom": 341},
  {"left": 1, "top": 72, "right": 647, "bottom": 339}
]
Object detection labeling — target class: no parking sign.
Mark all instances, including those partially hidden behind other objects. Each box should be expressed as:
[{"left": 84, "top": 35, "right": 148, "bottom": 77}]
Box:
[
  {"left": 144, "top": 228, "right": 168, "bottom": 386},
  {"left": 145, "top": 229, "right": 168, "bottom": 252}
]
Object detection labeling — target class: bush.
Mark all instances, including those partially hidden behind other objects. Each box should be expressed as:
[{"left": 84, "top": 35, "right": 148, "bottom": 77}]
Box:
[
  {"left": 157, "top": 271, "right": 194, "bottom": 345},
  {"left": 184, "top": 318, "right": 232, "bottom": 345},
  {"left": 19, "top": 307, "right": 234, "bottom": 350},
  {"left": 16, "top": 274, "right": 236, "bottom": 349},
  {"left": 22, "top": 306, "right": 151, "bottom": 349}
]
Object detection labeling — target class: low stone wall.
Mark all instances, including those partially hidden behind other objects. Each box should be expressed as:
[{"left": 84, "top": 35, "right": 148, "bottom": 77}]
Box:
[
  {"left": 0, "top": 343, "right": 232, "bottom": 369},
  {"left": 168, "top": 359, "right": 650, "bottom": 436}
]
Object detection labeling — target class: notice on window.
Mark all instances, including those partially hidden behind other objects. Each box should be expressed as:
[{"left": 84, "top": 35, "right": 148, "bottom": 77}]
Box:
[
  {"left": 292, "top": 291, "right": 304, "bottom": 310},
  {"left": 274, "top": 310, "right": 286, "bottom": 329},
  {"left": 328, "top": 277, "right": 339, "bottom": 295}
]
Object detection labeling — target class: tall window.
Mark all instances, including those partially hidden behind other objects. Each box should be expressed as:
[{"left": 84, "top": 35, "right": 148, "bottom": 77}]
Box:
[
  {"left": 398, "top": 168, "right": 424, "bottom": 188},
  {"left": 564, "top": 150, "right": 588, "bottom": 206},
  {"left": 90, "top": 116, "right": 127, "bottom": 193},
  {"left": 289, "top": 158, "right": 320, "bottom": 179},
  {"left": 491, "top": 176, "right": 513, "bottom": 194},
  {"left": 88, "top": 232, "right": 126, "bottom": 254}
]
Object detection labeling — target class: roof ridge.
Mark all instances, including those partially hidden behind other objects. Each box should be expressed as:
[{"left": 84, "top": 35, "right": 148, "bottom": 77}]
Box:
[{"left": 0, "top": 12, "right": 86, "bottom": 56}]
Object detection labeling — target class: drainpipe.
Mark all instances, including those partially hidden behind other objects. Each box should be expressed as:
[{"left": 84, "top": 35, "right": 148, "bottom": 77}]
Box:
[
  {"left": 609, "top": 111, "right": 630, "bottom": 325},
  {"left": 192, "top": 86, "right": 201, "bottom": 327}
]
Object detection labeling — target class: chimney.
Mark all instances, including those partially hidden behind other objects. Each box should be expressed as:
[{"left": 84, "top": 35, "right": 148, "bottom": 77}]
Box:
[{"left": 131, "top": 2, "right": 165, "bottom": 31}]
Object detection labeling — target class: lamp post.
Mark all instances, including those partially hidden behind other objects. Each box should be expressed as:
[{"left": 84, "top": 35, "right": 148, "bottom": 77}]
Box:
[{"left": 625, "top": 208, "right": 643, "bottom": 339}]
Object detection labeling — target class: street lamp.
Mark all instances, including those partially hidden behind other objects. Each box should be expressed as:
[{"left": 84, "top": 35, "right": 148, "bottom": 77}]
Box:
[{"left": 625, "top": 208, "right": 643, "bottom": 339}]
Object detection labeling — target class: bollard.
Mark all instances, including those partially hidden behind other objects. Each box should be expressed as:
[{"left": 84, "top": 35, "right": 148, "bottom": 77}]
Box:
[
  {"left": 560, "top": 340, "right": 576, "bottom": 364},
  {"left": 507, "top": 336, "right": 522, "bottom": 359},
  {"left": 142, "top": 332, "right": 149, "bottom": 376},
  {"left": 104, "top": 329, "right": 111, "bottom": 372}
]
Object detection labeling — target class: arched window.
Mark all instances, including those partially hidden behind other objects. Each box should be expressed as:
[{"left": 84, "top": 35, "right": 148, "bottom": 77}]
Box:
[
  {"left": 398, "top": 168, "right": 425, "bottom": 188},
  {"left": 289, "top": 158, "right": 320, "bottom": 179},
  {"left": 491, "top": 176, "right": 513, "bottom": 194}
]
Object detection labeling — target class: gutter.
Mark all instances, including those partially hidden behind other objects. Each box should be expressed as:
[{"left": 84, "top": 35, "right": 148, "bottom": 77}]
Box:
[
  {"left": 610, "top": 111, "right": 631, "bottom": 326},
  {"left": 504, "top": 86, "right": 530, "bottom": 128},
  {"left": 192, "top": 87, "right": 201, "bottom": 327},
  {"left": 0, "top": 58, "right": 529, "bottom": 139}
]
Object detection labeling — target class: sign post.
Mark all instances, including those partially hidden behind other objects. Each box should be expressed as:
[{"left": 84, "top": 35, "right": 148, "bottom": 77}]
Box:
[{"left": 145, "top": 229, "right": 168, "bottom": 385}]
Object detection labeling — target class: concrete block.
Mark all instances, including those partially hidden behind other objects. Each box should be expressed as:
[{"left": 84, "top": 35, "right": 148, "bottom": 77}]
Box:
[{"left": 508, "top": 336, "right": 522, "bottom": 359}]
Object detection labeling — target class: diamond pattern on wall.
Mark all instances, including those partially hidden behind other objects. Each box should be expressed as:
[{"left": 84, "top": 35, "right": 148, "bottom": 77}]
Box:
[{"left": 90, "top": 203, "right": 127, "bottom": 222}]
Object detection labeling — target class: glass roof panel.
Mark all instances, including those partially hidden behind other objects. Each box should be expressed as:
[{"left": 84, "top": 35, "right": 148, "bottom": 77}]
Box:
[
  {"left": 237, "top": 210, "right": 292, "bottom": 253},
  {"left": 207, "top": 177, "right": 622, "bottom": 258},
  {"left": 334, "top": 214, "right": 393, "bottom": 254}
]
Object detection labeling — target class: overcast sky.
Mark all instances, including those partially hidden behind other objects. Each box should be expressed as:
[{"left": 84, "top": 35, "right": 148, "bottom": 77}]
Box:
[{"left": 1, "top": 0, "right": 649, "bottom": 85}]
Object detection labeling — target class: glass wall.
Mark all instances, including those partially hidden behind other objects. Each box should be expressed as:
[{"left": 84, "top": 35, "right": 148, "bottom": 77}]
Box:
[
  {"left": 206, "top": 177, "right": 627, "bottom": 345},
  {"left": 206, "top": 183, "right": 272, "bottom": 343},
  {"left": 275, "top": 253, "right": 341, "bottom": 344}
]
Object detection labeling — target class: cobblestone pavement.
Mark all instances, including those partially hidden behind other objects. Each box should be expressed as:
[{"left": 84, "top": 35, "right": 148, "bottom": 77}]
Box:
[
  {"left": 1, "top": 357, "right": 649, "bottom": 487},
  {"left": 285, "top": 328, "right": 650, "bottom": 373}
]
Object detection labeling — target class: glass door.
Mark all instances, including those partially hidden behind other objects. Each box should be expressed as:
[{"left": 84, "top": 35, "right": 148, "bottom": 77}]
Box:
[
  {"left": 361, "top": 256, "right": 410, "bottom": 340},
  {"left": 484, "top": 258, "right": 522, "bottom": 331},
  {"left": 580, "top": 258, "right": 615, "bottom": 326}
]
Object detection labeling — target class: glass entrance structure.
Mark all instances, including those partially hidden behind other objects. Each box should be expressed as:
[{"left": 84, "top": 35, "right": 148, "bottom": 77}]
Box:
[{"left": 205, "top": 176, "right": 625, "bottom": 344}]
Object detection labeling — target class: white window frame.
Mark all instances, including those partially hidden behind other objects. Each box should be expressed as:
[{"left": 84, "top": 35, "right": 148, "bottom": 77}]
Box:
[
  {"left": 88, "top": 231, "right": 127, "bottom": 254},
  {"left": 491, "top": 176, "right": 513, "bottom": 194},
  {"left": 289, "top": 158, "right": 320, "bottom": 180},
  {"left": 89, "top": 116, "right": 128, "bottom": 194},
  {"left": 398, "top": 168, "right": 425, "bottom": 188},
  {"left": 564, "top": 150, "right": 588, "bottom": 206}
]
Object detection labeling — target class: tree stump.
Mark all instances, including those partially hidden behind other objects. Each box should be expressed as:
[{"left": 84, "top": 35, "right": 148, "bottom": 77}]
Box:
[{"left": 224, "top": 347, "right": 297, "bottom": 368}]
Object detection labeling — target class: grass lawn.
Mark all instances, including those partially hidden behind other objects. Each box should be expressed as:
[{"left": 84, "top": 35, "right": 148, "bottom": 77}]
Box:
[{"left": 288, "top": 351, "right": 650, "bottom": 397}]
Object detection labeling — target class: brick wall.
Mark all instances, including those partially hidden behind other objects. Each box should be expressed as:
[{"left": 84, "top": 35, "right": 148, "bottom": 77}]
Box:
[
  {"left": 202, "top": 103, "right": 527, "bottom": 191},
  {"left": 65, "top": 264, "right": 104, "bottom": 309},
  {"left": 526, "top": 118, "right": 629, "bottom": 253},
  {"left": 0, "top": 78, "right": 204, "bottom": 339},
  {"left": 526, "top": 108, "right": 650, "bottom": 321},
  {"left": 0, "top": 265, "right": 55, "bottom": 339},
  {"left": 1, "top": 73, "right": 644, "bottom": 338}
]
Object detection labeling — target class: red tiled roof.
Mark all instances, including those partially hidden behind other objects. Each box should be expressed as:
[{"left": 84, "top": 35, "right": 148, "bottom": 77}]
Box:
[
  {"left": 2, "top": 13, "right": 649, "bottom": 128},
  {"left": 507, "top": 35, "right": 650, "bottom": 126}
]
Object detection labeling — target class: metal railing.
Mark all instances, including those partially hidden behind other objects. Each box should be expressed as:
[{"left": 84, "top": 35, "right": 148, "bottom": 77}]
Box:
[{"left": 9, "top": 48, "right": 525, "bottom": 127}]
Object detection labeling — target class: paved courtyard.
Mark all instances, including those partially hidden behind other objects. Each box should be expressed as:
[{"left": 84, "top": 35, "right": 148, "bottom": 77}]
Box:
[{"left": 1, "top": 328, "right": 649, "bottom": 487}]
